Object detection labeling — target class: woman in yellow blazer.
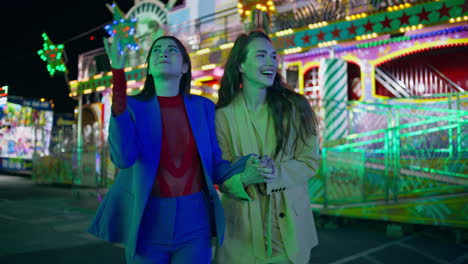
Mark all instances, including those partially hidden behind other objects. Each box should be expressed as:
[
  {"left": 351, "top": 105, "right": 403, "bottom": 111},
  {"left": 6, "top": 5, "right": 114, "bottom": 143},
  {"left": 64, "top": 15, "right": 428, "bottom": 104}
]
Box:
[{"left": 213, "top": 31, "right": 320, "bottom": 264}]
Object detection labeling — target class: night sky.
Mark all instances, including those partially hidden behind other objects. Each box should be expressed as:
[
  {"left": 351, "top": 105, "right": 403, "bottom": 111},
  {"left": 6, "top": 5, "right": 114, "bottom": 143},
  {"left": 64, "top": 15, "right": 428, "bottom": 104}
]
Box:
[{"left": 0, "top": 0, "right": 137, "bottom": 114}]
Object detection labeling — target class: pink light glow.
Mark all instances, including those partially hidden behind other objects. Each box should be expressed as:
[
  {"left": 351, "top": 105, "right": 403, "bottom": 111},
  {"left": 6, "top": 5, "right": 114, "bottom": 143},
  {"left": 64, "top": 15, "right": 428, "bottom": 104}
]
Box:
[{"left": 213, "top": 67, "right": 224, "bottom": 77}]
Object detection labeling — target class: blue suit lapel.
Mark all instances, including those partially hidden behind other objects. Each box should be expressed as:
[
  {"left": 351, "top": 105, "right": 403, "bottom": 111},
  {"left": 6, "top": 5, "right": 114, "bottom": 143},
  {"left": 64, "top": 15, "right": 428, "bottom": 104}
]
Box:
[
  {"left": 137, "top": 96, "right": 162, "bottom": 166},
  {"left": 147, "top": 96, "right": 162, "bottom": 156},
  {"left": 183, "top": 95, "right": 212, "bottom": 185},
  {"left": 133, "top": 96, "right": 162, "bottom": 209}
]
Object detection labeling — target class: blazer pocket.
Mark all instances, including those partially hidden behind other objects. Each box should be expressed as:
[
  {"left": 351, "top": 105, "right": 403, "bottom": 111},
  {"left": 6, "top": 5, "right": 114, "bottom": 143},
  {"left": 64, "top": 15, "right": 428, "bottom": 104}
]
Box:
[
  {"left": 225, "top": 215, "right": 238, "bottom": 225},
  {"left": 223, "top": 198, "right": 240, "bottom": 224},
  {"left": 292, "top": 197, "right": 310, "bottom": 216},
  {"left": 106, "top": 185, "right": 135, "bottom": 201},
  {"left": 124, "top": 190, "right": 135, "bottom": 199}
]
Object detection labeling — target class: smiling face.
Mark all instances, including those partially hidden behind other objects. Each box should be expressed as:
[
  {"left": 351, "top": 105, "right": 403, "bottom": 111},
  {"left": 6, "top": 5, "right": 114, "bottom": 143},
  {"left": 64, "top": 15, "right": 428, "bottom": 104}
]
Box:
[
  {"left": 148, "top": 38, "right": 188, "bottom": 78},
  {"left": 239, "top": 37, "right": 278, "bottom": 89}
]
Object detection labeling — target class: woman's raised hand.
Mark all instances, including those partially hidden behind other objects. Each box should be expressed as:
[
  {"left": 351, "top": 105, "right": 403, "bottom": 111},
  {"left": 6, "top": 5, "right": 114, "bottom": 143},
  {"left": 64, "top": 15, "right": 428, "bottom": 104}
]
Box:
[
  {"left": 103, "top": 35, "right": 128, "bottom": 69},
  {"left": 105, "top": 35, "right": 129, "bottom": 116}
]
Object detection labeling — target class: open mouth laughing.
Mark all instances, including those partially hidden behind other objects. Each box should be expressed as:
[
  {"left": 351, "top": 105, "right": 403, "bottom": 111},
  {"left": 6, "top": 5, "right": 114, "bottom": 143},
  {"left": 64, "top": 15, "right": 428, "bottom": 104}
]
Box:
[{"left": 260, "top": 69, "right": 276, "bottom": 78}]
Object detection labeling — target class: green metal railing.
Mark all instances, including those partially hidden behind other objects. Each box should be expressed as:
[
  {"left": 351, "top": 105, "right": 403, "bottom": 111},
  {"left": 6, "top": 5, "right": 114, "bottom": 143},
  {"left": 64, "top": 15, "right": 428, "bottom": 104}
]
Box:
[{"left": 310, "top": 93, "right": 468, "bottom": 208}]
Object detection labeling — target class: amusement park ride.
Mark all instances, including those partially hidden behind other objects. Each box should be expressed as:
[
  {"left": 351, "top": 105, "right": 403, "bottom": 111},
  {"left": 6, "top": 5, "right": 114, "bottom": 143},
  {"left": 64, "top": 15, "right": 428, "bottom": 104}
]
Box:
[{"left": 34, "top": 0, "right": 467, "bottom": 232}]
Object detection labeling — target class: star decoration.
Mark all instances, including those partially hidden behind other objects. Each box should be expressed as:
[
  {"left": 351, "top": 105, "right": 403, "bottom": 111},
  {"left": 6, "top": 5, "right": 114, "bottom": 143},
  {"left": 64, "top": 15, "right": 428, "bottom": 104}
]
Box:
[
  {"left": 363, "top": 20, "right": 375, "bottom": 32},
  {"left": 331, "top": 27, "right": 341, "bottom": 38},
  {"left": 398, "top": 12, "right": 411, "bottom": 26},
  {"left": 316, "top": 30, "right": 326, "bottom": 41},
  {"left": 37, "top": 33, "right": 67, "bottom": 77},
  {"left": 380, "top": 16, "right": 392, "bottom": 29},
  {"left": 301, "top": 33, "right": 311, "bottom": 44},
  {"left": 285, "top": 35, "right": 296, "bottom": 47},
  {"left": 347, "top": 23, "right": 357, "bottom": 36},
  {"left": 416, "top": 7, "right": 431, "bottom": 24},
  {"left": 105, "top": 2, "right": 139, "bottom": 50},
  {"left": 437, "top": 2, "right": 451, "bottom": 19}
]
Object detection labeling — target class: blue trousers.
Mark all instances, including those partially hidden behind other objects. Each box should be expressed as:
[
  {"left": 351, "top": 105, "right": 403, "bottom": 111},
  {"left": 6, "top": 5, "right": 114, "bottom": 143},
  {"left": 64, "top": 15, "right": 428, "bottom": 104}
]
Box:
[{"left": 126, "top": 192, "right": 212, "bottom": 264}]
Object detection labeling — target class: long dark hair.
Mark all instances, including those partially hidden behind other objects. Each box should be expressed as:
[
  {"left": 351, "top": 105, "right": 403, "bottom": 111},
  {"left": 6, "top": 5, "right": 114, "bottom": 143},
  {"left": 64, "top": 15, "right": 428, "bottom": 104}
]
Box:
[
  {"left": 217, "top": 30, "right": 318, "bottom": 158},
  {"left": 134, "top": 36, "right": 192, "bottom": 100}
]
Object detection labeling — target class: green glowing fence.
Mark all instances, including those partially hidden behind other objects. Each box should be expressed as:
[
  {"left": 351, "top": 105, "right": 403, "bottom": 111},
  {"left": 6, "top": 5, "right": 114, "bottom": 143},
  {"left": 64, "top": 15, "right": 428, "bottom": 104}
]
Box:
[{"left": 309, "top": 92, "right": 468, "bottom": 207}]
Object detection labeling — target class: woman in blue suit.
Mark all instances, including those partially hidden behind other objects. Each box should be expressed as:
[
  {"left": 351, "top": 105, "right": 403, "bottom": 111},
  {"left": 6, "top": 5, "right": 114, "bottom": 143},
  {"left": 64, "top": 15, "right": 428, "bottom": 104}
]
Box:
[{"left": 88, "top": 36, "right": 272, "bottom": 264}]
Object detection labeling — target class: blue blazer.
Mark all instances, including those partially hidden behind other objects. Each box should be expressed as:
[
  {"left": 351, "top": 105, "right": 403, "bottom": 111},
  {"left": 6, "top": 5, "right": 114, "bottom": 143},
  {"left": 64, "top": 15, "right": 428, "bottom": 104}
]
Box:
[{"left": 88, "top": 94, "right": 248, "bottom": 259}]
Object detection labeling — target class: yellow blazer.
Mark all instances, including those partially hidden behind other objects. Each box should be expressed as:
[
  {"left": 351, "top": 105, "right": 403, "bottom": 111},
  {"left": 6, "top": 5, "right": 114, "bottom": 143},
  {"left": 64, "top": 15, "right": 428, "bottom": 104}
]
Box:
[{"left": 214, "top": 94, "right": 320, "bottom": 264}]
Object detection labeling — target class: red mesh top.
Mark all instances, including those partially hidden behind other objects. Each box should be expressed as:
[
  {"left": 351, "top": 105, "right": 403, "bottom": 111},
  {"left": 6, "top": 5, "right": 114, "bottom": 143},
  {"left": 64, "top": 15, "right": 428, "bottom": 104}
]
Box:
[{"left": 151, "top": 94, "right": 204, "bottom": 197}]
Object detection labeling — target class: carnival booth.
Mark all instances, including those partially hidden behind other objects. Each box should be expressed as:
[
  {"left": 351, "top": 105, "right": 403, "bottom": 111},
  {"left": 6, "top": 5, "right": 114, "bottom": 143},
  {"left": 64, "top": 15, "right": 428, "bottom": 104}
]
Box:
[{"left": 0, "top": 88, "right": 54, "bottom": 174}]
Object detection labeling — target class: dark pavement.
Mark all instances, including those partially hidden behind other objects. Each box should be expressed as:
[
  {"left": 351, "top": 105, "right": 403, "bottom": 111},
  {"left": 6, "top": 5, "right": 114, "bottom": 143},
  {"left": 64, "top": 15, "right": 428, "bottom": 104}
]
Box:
[{"left": 0, "top": 174, "right": 466, "bottom": 264}]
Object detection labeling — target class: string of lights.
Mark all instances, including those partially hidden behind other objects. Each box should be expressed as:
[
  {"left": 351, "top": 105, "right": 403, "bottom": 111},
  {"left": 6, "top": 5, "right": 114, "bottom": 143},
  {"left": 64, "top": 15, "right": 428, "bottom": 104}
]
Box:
[{"left": 62, "top": 21, "right": 112, "bottom": 44}]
